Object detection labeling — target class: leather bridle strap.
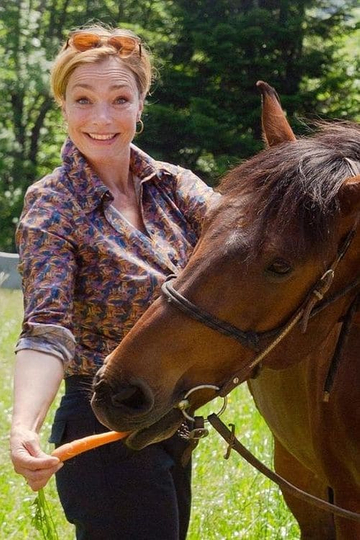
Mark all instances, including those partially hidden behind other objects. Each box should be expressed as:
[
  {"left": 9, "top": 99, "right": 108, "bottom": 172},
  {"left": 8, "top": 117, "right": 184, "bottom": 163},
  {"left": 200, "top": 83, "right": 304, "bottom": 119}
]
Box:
[
  {"left": 162, "top": 220, "right": 360, "bottom": 397},
  {"left": 162, "top": 277, "right": 265, "bottom": 350},
  {"left": 162, "top": 217, "right": 360, "bottom": 352},
  {"left": 208, "top": 413, "right": 360, "bottom": 523},
  {"left": 162, "top": 227, "right": 358, "bottom": 351}
]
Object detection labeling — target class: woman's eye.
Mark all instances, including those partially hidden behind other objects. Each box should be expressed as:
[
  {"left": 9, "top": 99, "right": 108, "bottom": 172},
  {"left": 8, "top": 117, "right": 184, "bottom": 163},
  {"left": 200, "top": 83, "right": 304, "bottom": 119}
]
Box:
[
  {"left": 266, "top": 258, "right": 292, "bottom": 276},
  {"left": 114, "top": 97, "right": 127, "bottom": 104},
  {"left": 76, "top": 97, "right": 90, "bottom": 104}
]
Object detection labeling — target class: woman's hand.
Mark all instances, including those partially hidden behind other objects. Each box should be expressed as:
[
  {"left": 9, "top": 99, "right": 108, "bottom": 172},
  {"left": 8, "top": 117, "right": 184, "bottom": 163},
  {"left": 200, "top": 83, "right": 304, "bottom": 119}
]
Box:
[{"left": 10, "top": 426, "right": 63, "bottom": 491}]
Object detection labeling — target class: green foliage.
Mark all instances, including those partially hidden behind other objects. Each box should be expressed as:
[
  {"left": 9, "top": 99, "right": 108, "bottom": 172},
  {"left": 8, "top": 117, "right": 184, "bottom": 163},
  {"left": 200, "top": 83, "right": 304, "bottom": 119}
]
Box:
[
  {"left": 33, "top": 488, "right": 60, "bottom": 540},
  {"left": 0, "top": 0, "right": 359, "bottom": 250},
  {"left": 140, "top": 0, "right": 359, "bottom": 182},
  {"left": 0, "top": 289, "right": 69, "bottom": 540}
]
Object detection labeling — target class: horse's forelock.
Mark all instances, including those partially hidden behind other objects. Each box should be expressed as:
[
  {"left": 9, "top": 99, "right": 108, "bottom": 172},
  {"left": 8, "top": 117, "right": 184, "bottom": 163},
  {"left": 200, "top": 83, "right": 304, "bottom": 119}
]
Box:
[{"left": 217, "top": 122, "right": 360, "bottom": 260}]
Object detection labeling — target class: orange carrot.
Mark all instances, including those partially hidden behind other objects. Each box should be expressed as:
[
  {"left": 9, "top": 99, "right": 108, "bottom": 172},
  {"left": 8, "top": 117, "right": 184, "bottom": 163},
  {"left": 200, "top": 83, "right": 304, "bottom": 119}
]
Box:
[{"left": 51, "top": 430, "right": 130, "bottom": 462}]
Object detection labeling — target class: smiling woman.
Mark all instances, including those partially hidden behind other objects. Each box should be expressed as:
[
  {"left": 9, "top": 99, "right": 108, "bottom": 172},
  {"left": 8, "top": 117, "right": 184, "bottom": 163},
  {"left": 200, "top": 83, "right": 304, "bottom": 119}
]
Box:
[{"left": 10, "top": 23, "right": 218, "bottom": 540}]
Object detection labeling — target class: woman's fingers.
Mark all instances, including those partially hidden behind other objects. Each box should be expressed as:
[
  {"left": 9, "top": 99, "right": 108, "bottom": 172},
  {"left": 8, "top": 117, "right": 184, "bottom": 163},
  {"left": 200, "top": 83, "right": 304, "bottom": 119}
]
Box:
[
  {"left": 24, "top": 462, "right": 63, "bottom": 491},
  {"left": 10, "top": 427, "right": 63, "bottom": 491}
]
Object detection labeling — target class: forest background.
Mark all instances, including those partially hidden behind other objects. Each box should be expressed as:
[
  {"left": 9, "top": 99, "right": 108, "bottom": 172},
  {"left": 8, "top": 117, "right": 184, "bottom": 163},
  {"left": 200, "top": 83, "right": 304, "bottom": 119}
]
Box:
[{"left": 0, "top": 0, "right": 359, "bottom": 252}]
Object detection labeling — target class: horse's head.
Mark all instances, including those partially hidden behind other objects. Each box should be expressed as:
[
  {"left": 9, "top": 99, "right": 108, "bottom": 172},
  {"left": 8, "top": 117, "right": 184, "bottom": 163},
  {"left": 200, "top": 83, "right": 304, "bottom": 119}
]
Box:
[{"left": 91, "top": 82, "right": 360, "bottom": 449}]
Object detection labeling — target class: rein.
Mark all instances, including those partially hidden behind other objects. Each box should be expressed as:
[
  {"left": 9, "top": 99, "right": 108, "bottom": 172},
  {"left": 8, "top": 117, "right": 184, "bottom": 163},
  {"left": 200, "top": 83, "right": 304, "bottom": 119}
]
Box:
[
  {"left": 207, "top": 413, "right": 360, "bottom": 523},
  {"left": 176, "top": 385, "right": 360, "bottom": 523}
]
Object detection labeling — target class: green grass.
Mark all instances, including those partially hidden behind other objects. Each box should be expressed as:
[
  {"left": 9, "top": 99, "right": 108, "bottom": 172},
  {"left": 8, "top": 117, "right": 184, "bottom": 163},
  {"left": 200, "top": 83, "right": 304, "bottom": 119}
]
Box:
[
  {"left": 0, "top": 289, "right": 71, "bottom": 540},
  {"left": 0, "top": 289, "right": 300, "bottom": 539}
]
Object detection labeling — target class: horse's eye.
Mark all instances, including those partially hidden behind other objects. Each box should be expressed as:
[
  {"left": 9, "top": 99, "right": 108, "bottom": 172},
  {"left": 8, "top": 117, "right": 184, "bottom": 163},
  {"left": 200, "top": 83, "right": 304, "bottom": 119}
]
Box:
[{"left": 266, "top": 258, "right": 292, "bottom": 276}]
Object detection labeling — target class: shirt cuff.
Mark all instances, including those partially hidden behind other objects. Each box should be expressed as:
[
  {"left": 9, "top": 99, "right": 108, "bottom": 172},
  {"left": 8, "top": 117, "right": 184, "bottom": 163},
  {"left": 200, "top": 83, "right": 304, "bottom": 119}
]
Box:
[{"left": 15, "top": 323, "right": 76, "bottom": 366}]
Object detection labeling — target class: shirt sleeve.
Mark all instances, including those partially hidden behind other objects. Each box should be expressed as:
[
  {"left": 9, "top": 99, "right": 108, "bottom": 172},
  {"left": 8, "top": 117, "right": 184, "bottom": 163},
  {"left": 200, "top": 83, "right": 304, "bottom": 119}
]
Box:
[
  {"left": 15, "top": 185, "right": 77, "bottom": 366},
  {"left": 173, "top": 167, "right": 221, "bottom": 237}
]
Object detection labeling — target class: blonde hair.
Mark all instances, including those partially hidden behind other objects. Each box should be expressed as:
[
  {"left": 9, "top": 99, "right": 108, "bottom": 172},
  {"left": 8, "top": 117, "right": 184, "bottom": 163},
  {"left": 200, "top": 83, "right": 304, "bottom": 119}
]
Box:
[{"left": 51, "top": 24, "right": 153, "bottom": 104}]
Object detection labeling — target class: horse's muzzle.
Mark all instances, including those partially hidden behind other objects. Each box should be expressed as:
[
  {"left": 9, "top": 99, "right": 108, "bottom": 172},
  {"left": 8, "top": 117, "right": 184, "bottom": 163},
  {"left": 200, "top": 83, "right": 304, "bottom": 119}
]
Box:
[{"left": 91, "top": 369, "right": 155, "bottom": 431}]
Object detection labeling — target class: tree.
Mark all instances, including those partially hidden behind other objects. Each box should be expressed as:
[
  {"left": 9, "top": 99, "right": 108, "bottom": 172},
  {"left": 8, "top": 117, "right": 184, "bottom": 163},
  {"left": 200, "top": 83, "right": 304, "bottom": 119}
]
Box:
[
  {"left": 0, "top": 0, "right": 69, "bottom": 251},
  {"left": 140, "top": 0, "right": 359, "bottom": 183},
  {"left": 0, "top": 0, "right": 170, "bottom": 250},
  {"left": 0, "top": 0, "right": 358, "bottom": 251}
]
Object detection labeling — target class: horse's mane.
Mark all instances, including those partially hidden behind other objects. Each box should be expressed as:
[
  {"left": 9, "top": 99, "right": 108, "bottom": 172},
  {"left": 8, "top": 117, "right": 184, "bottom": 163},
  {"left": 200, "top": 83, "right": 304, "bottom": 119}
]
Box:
[{"left": 217, "top": 122, "right": 360, "bottom": 260}]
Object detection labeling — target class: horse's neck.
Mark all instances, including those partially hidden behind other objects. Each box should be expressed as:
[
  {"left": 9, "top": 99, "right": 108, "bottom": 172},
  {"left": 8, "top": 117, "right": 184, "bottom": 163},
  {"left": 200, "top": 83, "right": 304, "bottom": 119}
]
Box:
[{"left": 248, "top": 323, "right": 343, "bottom": 470}]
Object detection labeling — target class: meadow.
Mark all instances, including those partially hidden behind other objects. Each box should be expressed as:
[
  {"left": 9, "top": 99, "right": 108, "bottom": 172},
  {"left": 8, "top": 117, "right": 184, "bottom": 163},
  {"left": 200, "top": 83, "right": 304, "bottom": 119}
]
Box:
[{"left": 0, "top": 289, "right": 299, "bottom": 539}]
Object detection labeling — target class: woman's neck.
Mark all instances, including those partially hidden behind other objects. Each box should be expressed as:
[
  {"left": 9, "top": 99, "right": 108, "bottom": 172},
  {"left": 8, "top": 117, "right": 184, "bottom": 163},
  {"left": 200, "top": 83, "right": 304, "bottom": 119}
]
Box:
[{"left": 88, "top": 147, "right": 131, "bottom": 193}]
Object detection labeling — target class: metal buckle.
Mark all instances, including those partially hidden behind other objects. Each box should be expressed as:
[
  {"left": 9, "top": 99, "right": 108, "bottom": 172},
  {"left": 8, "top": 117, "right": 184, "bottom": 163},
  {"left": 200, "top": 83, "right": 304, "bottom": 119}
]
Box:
[{"left": 188, "top": 416, "right": 209, "bottom": 440}]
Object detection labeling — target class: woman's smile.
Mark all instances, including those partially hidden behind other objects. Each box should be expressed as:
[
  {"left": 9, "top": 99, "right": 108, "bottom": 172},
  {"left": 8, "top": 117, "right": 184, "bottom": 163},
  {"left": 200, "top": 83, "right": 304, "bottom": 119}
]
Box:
[{"left": 86, "top": 132, "right": 119, "bottom": 142}]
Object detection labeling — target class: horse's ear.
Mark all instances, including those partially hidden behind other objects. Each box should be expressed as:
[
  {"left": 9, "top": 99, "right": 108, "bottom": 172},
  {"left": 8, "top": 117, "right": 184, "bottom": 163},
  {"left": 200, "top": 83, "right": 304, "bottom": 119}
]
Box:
[
  {"left": 339, "top": 175, "right": 360, "bottom": 216},
  {"left": 256, "top": 80, "right": 296, "bottom": 147}
]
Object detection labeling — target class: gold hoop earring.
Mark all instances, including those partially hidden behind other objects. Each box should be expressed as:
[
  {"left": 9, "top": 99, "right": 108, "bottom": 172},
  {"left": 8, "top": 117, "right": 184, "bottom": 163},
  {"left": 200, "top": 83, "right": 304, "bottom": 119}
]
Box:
[{"left": 135, "top": 119, "right": 144, "bottom": 135}]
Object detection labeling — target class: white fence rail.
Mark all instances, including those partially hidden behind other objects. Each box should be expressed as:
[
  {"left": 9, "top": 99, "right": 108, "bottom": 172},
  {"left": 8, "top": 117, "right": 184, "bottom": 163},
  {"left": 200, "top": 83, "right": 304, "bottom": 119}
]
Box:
[{"left": 0, "top": 252, "right": 21, "bottom": 289}]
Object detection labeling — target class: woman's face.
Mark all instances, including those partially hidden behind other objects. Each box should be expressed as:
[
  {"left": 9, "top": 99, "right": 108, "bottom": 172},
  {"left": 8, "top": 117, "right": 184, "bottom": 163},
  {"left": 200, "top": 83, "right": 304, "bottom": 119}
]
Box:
[{"left": 62, "top": 56, "right": 144, "bottom": 166}]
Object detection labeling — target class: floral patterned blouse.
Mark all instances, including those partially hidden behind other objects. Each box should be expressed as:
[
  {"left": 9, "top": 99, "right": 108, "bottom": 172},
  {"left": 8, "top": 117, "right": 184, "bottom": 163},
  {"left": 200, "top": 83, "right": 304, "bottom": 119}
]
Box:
[{"left": 15, "top": 139, "right": 218, "bottom": 377}]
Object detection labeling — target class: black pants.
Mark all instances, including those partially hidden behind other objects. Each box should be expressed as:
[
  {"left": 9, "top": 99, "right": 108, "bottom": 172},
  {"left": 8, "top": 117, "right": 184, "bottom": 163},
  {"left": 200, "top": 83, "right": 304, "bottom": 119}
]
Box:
[{"left": 50, "top": 376, "right": 191, "bottom": 540}]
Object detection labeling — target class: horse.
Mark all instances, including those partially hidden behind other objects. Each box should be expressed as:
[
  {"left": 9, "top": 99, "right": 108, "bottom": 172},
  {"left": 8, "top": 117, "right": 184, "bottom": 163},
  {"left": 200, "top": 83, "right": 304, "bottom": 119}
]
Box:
[{"left": 91, "top": 82, "right": 360, "bottom": 540}]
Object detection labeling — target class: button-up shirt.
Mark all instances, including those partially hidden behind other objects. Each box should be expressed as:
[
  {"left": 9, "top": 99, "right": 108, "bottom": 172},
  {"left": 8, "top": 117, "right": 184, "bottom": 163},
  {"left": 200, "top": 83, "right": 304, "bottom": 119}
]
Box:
[{"left": 15, "top": 139, "right": 218, "bottom": 377}]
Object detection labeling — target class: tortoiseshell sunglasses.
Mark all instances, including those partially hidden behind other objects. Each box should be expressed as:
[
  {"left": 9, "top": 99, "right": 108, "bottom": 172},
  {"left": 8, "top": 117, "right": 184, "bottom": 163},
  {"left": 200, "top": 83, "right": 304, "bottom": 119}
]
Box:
[{"left": 65, "top": 31, "right": 142, "bottom": 58}]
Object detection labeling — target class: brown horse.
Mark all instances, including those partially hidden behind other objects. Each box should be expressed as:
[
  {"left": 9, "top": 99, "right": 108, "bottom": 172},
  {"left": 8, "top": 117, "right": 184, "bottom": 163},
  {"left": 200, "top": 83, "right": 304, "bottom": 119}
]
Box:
[{"left": 91, "top": 83, "right": 360, "bottom": 540}]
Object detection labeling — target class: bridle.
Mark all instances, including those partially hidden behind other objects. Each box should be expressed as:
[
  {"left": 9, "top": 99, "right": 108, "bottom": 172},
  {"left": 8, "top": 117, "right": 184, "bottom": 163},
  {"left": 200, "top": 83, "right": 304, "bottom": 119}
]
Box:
[
  {"left": 160, "top": 218, "right": 360, "bottom": 523},
  {"left": 162, "top": 222, "right": 360, "bottom": 398}
]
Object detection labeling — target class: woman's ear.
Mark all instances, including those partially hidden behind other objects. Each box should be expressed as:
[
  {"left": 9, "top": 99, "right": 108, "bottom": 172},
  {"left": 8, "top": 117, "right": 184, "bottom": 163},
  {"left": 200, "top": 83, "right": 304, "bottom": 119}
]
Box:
[
  {"left": 137, "top": 96, "right": 144, "bottom": 121},
  {"left": 61, "top": 100, "right": 68, "bottom": 121}
]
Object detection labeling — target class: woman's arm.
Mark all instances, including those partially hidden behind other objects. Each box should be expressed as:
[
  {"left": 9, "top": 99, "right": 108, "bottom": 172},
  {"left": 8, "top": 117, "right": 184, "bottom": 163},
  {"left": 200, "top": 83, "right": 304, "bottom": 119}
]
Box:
[
  {"left": 173, "top": 167, "right": 220, "bottom": 237},
  {"left": 10, "top": 350, "right": 64, "bottom": 491}
]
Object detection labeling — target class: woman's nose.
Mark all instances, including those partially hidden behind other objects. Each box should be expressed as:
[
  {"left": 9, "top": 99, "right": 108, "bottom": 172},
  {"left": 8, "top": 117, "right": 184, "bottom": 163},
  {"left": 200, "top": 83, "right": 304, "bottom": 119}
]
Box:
[{"left": 93, "top": 103, "right": 112, "bottom": 124}]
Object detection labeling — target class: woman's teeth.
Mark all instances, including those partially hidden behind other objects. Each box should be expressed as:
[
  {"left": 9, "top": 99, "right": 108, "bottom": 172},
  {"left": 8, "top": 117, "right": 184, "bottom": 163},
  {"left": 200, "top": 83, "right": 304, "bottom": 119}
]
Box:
[{"left": 88, "top": 133, "right": 116, "bottom": 140}]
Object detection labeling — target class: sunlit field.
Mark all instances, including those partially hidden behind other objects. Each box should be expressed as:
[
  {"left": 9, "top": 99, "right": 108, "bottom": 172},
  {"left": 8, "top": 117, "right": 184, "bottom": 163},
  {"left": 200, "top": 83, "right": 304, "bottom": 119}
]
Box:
[{"left": 0, "top": 289, "right": 299, "bottom": 539}]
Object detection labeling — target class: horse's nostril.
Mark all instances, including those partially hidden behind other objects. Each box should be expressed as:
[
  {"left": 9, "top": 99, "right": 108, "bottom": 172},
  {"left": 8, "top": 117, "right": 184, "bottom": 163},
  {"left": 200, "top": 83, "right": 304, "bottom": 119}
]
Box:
[
  {"left": 110, "top": 383, "right": 154, "bottom": 413},
  {"left": 111, "top": 386, "right": 141, "bottom": 407},
  {"left": 92, "top": 371, "right": 155, "bottom": 417}
]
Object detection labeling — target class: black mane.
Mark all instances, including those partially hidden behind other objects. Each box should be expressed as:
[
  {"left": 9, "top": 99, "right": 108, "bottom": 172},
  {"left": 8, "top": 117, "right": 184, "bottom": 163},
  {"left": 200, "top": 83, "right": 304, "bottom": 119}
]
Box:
[{"left": 218, "top": 122, "right": 360, "bottom": 259}]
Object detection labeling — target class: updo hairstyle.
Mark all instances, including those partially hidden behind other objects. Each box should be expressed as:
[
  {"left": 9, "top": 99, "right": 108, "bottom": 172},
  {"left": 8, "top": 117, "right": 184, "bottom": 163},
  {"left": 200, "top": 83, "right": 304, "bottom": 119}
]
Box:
[{"left": 50, "top": 24, "right": 153, "bottom": 104}]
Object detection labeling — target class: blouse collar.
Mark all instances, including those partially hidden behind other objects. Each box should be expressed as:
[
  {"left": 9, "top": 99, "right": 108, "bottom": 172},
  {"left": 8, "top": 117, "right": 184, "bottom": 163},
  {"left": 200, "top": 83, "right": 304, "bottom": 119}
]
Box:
[{"left": 60, "top": 138, "right": 170, "bottom": 213}]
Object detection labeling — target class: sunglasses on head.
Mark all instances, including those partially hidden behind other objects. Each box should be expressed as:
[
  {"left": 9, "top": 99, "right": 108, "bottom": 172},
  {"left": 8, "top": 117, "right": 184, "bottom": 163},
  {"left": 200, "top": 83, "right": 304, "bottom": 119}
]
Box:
[{"left": 65, "top": 32, "right": 142, "bottom": 58}]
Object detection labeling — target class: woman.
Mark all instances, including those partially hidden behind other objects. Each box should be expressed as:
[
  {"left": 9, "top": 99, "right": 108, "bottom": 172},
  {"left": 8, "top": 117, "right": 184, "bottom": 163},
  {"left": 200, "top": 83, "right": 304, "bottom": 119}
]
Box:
[{"left": 10, "top": 25, "right": 217, "bottom": 540}]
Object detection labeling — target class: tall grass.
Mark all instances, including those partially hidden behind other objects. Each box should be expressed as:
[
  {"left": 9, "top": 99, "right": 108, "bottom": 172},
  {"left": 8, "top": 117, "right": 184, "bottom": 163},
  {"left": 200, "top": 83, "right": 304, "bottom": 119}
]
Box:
[
  {"left": 0, "top": 289, "right": 299, "bottom": 539},
  {"left": 0, "top": 289, "right": 71, "bottom": 539}
]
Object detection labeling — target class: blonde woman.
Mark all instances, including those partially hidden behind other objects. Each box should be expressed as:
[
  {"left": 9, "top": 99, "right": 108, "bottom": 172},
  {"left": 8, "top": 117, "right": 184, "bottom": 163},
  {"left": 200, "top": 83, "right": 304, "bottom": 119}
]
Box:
[{"left": 10, "top": 24, "right": 217, "bottom": 540}]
